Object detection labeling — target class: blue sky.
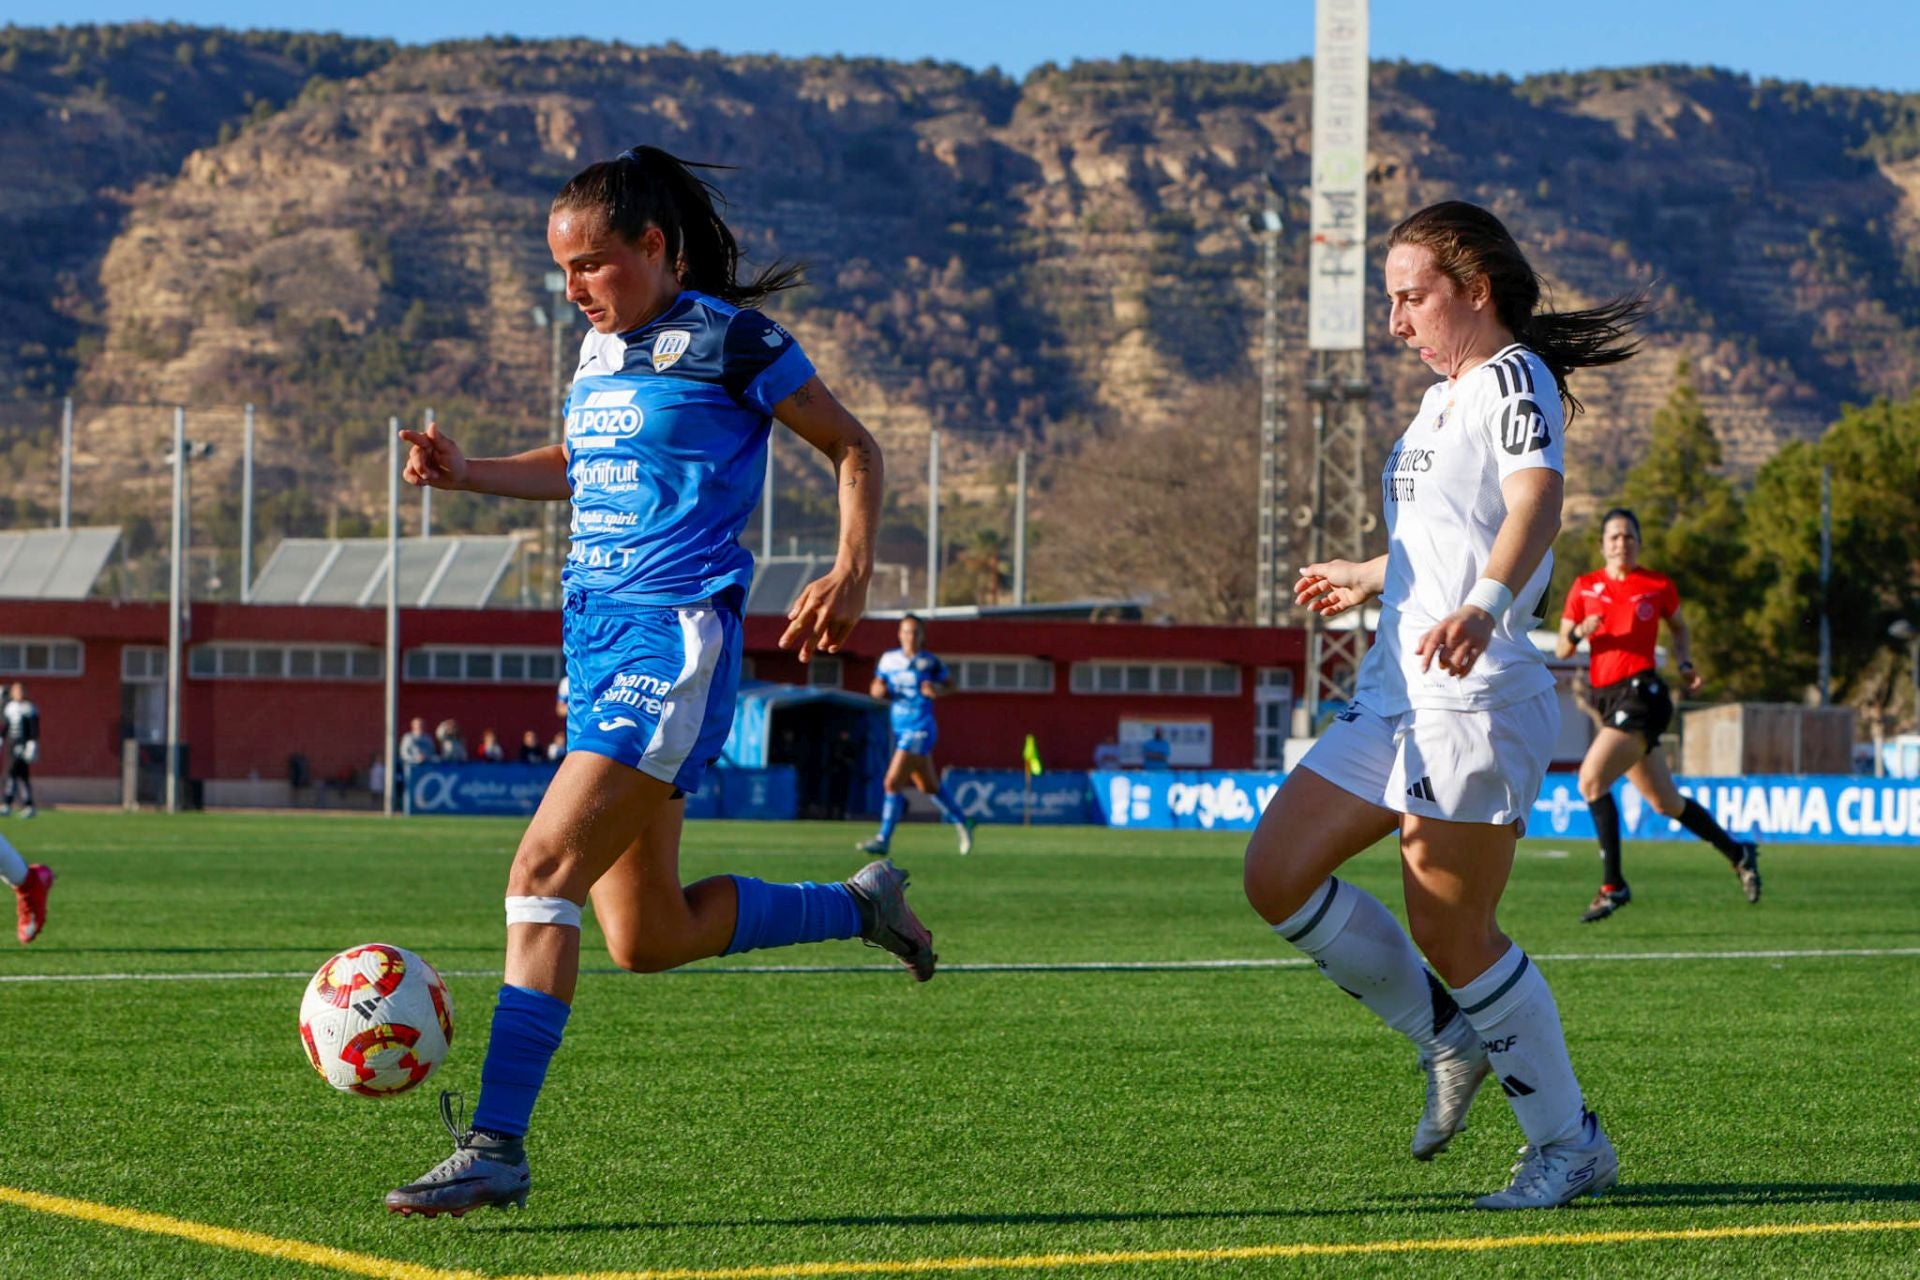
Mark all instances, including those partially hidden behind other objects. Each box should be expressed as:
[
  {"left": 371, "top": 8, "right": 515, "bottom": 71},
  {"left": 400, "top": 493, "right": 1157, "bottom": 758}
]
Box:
[{"left": 8, "top": 1, "right": 1920, "bottom": 94}]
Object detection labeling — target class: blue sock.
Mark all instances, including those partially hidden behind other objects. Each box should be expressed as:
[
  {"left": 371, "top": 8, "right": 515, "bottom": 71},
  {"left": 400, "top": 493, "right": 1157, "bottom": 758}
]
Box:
[
  {"left": 472, "top": 984, "right": 571, "bottom": 1140},
  {"left": 725, "top": 876, "right": 862, "bottom": 954},
  {"left": 877, "top": 794, "right": 905, "bottom": 842},
  {"left": 930, "top": 784, "right": 965, "bottom": 825}
]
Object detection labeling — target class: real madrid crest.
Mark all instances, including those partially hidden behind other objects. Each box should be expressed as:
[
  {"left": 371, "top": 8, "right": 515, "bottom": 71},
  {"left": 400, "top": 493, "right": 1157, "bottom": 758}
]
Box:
[{"left": 652, "top": 330, "right": 692, "bottom": 372}]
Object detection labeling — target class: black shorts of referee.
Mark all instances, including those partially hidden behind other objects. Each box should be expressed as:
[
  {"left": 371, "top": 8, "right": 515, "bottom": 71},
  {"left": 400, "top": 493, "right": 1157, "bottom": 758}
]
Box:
[{"left": 1586, "top": 670, "right": 1673, "bottom": 753}]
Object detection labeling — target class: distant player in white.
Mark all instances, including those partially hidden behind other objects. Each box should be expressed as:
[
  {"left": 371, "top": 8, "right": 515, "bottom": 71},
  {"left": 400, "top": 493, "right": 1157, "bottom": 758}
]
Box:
[
  {"left": 2, "top": 681, "right": 39, "bottom": 818},
  {"left": 1243, "top": 202, "right": 1646, "bottom": 1209}
]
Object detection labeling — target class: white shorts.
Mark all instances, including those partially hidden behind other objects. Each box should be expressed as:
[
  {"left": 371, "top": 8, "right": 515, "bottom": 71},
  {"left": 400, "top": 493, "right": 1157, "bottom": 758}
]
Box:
[{"left": 1300, "top": 690, "right": 1558, "bottom": 832}]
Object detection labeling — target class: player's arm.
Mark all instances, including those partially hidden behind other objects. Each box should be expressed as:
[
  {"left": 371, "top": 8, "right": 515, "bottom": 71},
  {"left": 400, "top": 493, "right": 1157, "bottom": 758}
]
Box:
[
  {"left": 1295, "top": 554, "right": 1388, "bottom": 617},
  {"left": 919, "top": 658, "right": 951, "bottom": 700},
  {"left": 775, "top": 376, "right": 882, "bottom": 662},
  {"left": 398, "top": 423, "right": 571, "bottom": 501},
  {"left": 1416, "top": 468, "right": 1562, "bottom": 676},
  {"left": 1667, "top": 605, "right": 1703, "bottom": 693},
  {"left": 869, "top": 676, "right": 889, "bottom": 700},
  {"left": 1555, "top": 594, "right": 1599, "bottom": 659}
]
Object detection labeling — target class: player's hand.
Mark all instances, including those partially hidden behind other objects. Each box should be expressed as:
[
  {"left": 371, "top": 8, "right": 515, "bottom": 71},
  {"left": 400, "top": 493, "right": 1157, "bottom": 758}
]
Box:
[
  {"left": 1416, "top": 606, "right": 1497, "bottom": 677},
  {"left": 781, "top": 567, "right": 868, "bottom": 663},
  {"left": 398, "top": 422, "right": 469, "bottom": 490},
  {"left": 1294, "top": 559, "right": 1380, "bottom": 617},
  {"left": 1679, "top": 664, "right": 1704, "bottom": 695}
]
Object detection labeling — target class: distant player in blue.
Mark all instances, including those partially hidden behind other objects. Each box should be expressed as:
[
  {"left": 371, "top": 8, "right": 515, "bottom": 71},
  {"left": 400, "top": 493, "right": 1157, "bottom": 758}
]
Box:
[
  {"left": 859, "top": 614, "right": 975, "bottom": 856},
  {"left": 385, "top": 146, "right": 936, "bottom": 1218}
]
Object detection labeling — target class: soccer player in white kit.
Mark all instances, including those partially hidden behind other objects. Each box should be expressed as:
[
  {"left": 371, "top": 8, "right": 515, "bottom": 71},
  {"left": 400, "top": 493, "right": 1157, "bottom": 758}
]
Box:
[{"left": 1243, "top": 201, "right": 1646, "bottom": 1209}]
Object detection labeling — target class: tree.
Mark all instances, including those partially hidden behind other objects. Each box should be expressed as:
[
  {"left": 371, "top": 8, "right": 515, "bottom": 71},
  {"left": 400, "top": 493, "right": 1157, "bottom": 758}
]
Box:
[
  {"left": 1615, "top": 360, "right": 1754, "bottom": 693},
  {"left": 1736, "top": 391, "right": 1920, "bottom": 702}
]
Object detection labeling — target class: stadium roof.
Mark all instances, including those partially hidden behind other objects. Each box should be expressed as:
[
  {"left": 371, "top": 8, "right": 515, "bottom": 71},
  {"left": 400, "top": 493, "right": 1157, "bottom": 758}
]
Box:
[
  {"left": 249, "top": 537, "right": 519, "bottom": 609},
  {"left": 0, "top": 527, "right": 121, "bottom": 600}
]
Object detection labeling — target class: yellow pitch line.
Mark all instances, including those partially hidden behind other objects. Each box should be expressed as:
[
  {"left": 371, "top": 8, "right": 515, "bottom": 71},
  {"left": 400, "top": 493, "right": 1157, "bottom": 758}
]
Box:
[
  {"left": 2, "top": 1183, "right": 1916, "bottom": 1280},
  {"left": 0, "top": 1185, "right": 484, "bottom": 1280}
]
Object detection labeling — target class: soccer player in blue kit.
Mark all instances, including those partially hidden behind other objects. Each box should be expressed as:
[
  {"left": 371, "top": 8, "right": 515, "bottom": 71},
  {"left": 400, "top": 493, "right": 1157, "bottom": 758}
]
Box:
[
  {"left": 859, "top": 614, "right": 975, "bottom": 856},
  {"left": 385, "top": 146, "right": 936, "bottom": 1217}
]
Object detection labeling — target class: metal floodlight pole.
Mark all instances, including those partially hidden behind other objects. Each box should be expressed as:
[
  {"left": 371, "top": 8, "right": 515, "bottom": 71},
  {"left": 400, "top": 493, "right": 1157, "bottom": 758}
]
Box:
[
  {"left": 165, "top": 406, "right": 185, "bottom": 815},
  {"left": 421, "top": 407, "right": 435, "bottom": 538},
  {"left": 1013, "top": 446, "right": 1029, "bottom": 607},
  {"left": 385, "top": 418, "right": 400, "bottom": 818},
  {"left": 926, "top": 430, "right": 941, "bottom": 612},
  {"left": 240, "top": 403, "right": 255, "bottom": 602},
  {"left": 58, "top": 396, "right": 73, "bottom": 530},
  {"left": 1818, "top": 464, "right": 1832, "bottom": 705},
  {"left": 1251, "top": 197, "right": 1286, "bottom": 628}
]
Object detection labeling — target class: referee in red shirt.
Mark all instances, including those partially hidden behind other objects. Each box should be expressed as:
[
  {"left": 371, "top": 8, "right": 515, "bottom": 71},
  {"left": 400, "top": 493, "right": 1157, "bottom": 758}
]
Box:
[{"left": 1557, "top": 508, "right": 1761, "bottom": 922}]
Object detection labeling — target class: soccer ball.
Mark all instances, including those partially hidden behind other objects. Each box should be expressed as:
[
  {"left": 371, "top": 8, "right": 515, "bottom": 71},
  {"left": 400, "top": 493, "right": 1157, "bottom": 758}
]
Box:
[{"left": 298, "top": 943, "right": 453, "bottom": 1098}]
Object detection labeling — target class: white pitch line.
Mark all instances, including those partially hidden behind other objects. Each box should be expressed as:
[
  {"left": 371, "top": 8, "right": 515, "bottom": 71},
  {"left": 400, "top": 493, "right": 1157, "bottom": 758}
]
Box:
[{"left": 2, "top": 947, "right": 1918, "bottom": 985}]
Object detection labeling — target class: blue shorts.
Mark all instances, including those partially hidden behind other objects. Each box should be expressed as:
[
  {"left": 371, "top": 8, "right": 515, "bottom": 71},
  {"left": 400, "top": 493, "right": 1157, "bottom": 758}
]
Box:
[
  {"left": 892, "top": 725, "right": 937, "bottom": 755},
  {"left": 563, "top": 599, "right": 742, "bottom": 795}
]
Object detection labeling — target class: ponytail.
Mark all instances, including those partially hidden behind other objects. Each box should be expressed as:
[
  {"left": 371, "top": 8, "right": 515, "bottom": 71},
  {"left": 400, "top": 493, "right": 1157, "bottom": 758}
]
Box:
[{"left": 552, "top": 146, "right": 803, "bottom": 308}]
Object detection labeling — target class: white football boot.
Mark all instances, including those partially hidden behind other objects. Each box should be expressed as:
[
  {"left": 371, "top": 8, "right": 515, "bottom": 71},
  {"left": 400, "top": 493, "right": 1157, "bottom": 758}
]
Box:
[
  {"left": 1411, "top": 1020, "right": 1491, "bottom": 1160},
  {"left": 1473, "top": 1109, "right": 1618, "bottom": 1209}
]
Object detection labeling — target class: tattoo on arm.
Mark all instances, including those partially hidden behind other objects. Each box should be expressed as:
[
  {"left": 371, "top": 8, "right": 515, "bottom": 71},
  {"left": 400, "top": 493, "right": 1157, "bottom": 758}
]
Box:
[
  {"left": 790, "top": 384, "right": 816, "bottom": 408},
  {"left": 843, "top": 440, "right": 873, "bottom": 489}
]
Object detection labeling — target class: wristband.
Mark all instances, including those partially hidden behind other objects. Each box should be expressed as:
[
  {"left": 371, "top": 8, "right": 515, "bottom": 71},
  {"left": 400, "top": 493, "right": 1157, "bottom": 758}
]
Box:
[
  {"left": 1463, "top": 578, "right": 1513, "bottom": 620},
  {"left": 1678, "top": 660, "right": 1695, "bottom": 671}
]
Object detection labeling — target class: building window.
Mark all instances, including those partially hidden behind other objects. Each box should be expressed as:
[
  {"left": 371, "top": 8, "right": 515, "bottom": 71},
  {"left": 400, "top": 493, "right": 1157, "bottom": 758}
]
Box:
[
  {"left": 404, "top": 646, "right": 562, "bottom": 685},
  {"left": 122, "top": 646, "right": 167, "bottom": 683},
  {"left": 1254, "top": 668, "right": 1295, "bottom": 770},
  {"left": 0, "top": 638, "right": 83, "bottom": 677},
  {"left": 805, "top": 655, "right": 843, "bottom": 688},
  {"left": 947, "top": 656, "right": 1054, "bottom": 693},
  {"left": 1070, "top": 661, "right": 1239, "bottom": 697},
  {"left": 190, "top": 643, "right": 382, "bottom": 681}
]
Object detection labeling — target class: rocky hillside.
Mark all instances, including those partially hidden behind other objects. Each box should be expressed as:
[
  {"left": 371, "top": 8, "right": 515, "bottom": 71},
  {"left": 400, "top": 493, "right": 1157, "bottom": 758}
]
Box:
[{"left": 5, "top": 29, "right": 1920, "bottom": 597}]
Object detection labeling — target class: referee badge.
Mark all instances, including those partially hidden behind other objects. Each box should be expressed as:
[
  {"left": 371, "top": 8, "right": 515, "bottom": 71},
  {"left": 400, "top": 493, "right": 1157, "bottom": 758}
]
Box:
[{"left": 652, "top": 330, "right": 692, "bottom": 372}]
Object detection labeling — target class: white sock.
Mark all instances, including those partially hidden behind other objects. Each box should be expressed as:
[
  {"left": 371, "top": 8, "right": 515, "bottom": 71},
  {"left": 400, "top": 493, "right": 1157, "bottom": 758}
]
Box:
[
  {"left": 1453, "top": 943, "right": 1586, "bottom": 1148},
  {"left": 1273, "top": 877, "right": 1464, "bottom": 1052},
  {"left": 0, "top": 834, "right": 27, "bottom": 888}
]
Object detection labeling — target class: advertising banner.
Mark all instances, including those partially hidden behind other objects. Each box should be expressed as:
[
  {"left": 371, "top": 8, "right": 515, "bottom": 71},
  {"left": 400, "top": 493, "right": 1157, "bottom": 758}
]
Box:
[
  {"left": 405, "top": 763, "right": 798, "bottom": 820},
  {"left": 1528, "top": 774, "right": 1920, "bottom": 844},
  {"left": 944, "top": 770, "right": 1099, "bottom": 825},
  {"left": 1093, "top": 770, "right": 1287, "bottom": 832},
  {"left": 1308, "top": 0, "right": 1369, "bottom": 350}
]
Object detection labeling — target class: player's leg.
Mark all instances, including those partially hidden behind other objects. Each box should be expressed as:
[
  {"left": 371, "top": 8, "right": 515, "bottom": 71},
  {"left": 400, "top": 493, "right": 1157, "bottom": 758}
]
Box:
[
  {"left": 907, "top": 753, "right": 974, "bottom": 854},
  {"left": 1244, "top": 712, "right": 1482, "bottom": 1158},
  {"left": 1627, "top": 749, "right": 1759, "bottom": 902},
  {"left": 387, "top": 755, "right": 678, "bottom": 1217},
  {"left": 16, "top": 760, "right": 31, "bottom": 817},
  {"left": 1576, "top": 727, "right": 1645, "bottom": 922},
  {"left": 859, "top": 746, "right": 913, "bottom": 854},
  {"left": 1, "top": 755, "right": 13, "bottom": 815},
  {"left": 1, "top": 831, "right": 52, "bottom": 944}
]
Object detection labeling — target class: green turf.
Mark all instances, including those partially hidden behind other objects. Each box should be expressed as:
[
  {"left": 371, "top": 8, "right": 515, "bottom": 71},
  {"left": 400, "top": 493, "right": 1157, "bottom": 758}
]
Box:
[{"left": 0, "top": 812, "right": 1915, "bottom": 1278}]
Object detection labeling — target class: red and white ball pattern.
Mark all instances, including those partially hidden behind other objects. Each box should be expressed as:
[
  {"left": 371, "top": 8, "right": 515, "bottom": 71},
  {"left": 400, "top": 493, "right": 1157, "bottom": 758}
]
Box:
[{"left": 299, "top": 944, "right": 453, "bottom": 1097}]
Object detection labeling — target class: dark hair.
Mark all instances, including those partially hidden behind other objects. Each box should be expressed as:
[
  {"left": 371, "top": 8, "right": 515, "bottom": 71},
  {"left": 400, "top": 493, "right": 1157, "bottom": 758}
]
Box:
[
  {"left": 901, "top": 613, "right": 924, "bottom": 627},
  {"left": 1388, "top": 201, "right": 1647, "bottom": 417},
  {"left": 552, "top": 146, "right": 803, "bottom": 308},
  {"left": 1599, "top": 507, "right": 1641, "bottom": 540}
]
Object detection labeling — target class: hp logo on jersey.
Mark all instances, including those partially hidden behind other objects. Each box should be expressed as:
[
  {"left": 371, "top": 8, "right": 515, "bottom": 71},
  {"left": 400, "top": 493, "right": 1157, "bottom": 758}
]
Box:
[
  {"left": 567, "top": 388, "right": 645, "bottom": 448},
  {"left": 1500, "top": 398, "right": 1552, "bottom": 456}
]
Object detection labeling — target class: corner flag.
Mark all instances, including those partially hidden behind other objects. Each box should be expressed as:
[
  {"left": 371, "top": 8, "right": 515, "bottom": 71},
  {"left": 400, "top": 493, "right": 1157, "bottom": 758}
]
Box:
[{"left": 1022, "top": 734, "right": 1043, "bottom": 777}]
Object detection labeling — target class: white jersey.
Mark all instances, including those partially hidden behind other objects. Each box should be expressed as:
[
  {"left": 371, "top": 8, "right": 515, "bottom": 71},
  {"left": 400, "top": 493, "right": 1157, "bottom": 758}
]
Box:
[{"left": 1353, "top": 344, "right": 1563, "bottom": 715}]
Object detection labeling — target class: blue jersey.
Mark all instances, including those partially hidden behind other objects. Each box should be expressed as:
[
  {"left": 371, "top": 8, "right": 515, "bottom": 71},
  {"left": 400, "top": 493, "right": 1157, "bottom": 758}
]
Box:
[
  {"left": 562, "top": 290, "right": 815, "bottom": 607},
  {"left": 877, "top": 648, "right": 948, "bottom": 735}
]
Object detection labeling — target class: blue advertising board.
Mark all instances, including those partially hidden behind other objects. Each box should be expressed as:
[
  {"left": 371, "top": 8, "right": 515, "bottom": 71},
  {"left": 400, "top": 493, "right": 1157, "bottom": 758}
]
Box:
[
  {"left": 1527, "top": 774, "right": 1920, "bottom": 844},
  {"left": 944, "top": 770, "right": 1099, "bottom": 825},
  {"left": 1092, "top": 770, "right": 1287, "bottom": 832},
  {"left": 405, "top": 763, "right": 798, "bottom": 820}
]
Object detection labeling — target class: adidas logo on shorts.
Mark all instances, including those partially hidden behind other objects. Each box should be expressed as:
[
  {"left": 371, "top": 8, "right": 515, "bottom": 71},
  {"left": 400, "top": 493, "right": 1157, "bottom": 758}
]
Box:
[{"left": 1406, "top": 776, "right": 1436, "bottom": 802}]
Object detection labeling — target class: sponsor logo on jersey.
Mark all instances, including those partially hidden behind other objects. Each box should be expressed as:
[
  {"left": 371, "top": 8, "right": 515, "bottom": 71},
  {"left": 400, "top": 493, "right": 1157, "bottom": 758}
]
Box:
[
  {"left": 567, "top": 388, "right": 645, "bottom": 445},
  {"left": 1500, "top": 397, "right": 1553, "bottom": 456},
  {"left": 596, "top": 716, "right": 639, "bottom": 732},
  {"left": 761, "top": 324, "right": 789, "bottom": 348},
  {"left": 651, "top": 330, "right": 692, "bottom": 371}
]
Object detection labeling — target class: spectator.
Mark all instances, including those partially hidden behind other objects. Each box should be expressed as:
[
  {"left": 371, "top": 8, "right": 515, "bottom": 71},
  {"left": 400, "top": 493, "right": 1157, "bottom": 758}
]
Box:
[
  {"left": 478, "top": 728, "right": 506, "bottom": 763},
  {"left": 399, "top": 717, "right": 435, "bottom": 771},
  {"left": 1141, "top": 727, "right": 1172, "bottom": 770},
  {"left": 518, "top": 730, "right": 544, "bottom": 764},
  {"left": 1093, "top": 736, "right": 1124, "bottom": 770},
  {"left": 547, "top": 730, "right": 567, "bottom": 763},
  {"left": 435, "top": 719, "right": 466, "bottom": 762},
  {"left": 368, "top": 758, "right": 386, "bottom": 808}
]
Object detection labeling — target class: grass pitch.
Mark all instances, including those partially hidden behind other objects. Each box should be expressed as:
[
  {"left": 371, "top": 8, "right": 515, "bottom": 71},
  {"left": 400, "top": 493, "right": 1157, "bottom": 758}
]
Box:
[{"left": 0, "top": 811, "right": 1914, "bottom": 1278}]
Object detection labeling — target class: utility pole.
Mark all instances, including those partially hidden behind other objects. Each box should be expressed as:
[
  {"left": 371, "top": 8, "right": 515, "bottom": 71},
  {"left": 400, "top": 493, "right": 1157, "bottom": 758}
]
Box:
[
  {"left": 1250, "top": 185, "right": 1287, "bottom": 627},
  {"left": 926, "top": 431, "right": 941, "bottom": 612},
  {"left": 1013, "top": 447, "right": 1029, "bottom": 607},
  {"left": 240, "top": 403, "right": 254, "bottom": 602}
]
